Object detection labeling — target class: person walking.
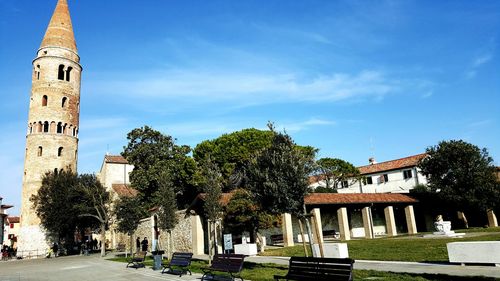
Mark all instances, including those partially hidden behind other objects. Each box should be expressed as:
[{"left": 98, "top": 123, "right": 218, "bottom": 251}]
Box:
[{"left": 141, "top": 237, "right": 148, "bottom": 252}]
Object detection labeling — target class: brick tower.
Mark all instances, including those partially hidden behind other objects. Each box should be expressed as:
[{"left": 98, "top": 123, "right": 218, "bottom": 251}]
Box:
[{"left": 18, "top": 0, "right": 81, "bottom": 256}]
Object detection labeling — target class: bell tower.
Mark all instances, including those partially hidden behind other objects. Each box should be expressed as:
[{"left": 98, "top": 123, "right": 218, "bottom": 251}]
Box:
[{"left": 18, "top": 0, "right": 82, "bottom": 255}]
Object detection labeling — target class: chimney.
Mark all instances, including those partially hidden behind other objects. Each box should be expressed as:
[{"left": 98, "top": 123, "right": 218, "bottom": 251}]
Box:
[{"left": 369, "top": 157, "right": 377, "bottom": 165}]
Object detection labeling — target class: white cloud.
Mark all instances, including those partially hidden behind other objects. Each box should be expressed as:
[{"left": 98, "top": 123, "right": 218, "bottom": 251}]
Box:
[
  {"left": 473, "top": 54, "right": 492, "bottom": 67},
  {"left": 87, "top": 70, "right": 400, "bottom": 107}
]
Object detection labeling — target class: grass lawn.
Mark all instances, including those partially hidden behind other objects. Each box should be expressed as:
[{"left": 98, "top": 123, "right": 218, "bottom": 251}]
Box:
[
  {"left": 109, "top": 257, "right": 498, "bottom": 281},
  {"left": 261, "top": 232, "right": 500, "bottom": 262}
]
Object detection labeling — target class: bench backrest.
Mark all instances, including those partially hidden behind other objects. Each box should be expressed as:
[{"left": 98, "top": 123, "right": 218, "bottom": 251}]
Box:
[
  {"left": 170, "top": 252, "right": 193, "bottom": 267},
  {"left": 134, "top": 251, "right": 147, "bottom": 261},
  {"left": 210, "top": 254, "right": 246, "bottom": 273},
  {"left": 287, "top": 257, "right": 354, "bottom": 281}
]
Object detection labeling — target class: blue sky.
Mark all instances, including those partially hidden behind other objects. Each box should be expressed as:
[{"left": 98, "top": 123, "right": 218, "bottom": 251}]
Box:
[{"left": 1, "top": 0, "right": 499, "bottom": 215}]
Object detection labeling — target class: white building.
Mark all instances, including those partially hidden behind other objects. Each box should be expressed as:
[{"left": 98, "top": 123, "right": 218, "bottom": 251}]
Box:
[
  {"left": 310, "top": 153, "right": 428, "bottom": 194},
  {"left": 96, "top": 155, "right": 137, "bottom": 249}
]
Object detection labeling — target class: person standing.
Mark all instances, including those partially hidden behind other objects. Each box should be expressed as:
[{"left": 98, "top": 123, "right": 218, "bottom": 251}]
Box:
[
  {"left": 52, "top": 242, "right": 58, "bottom": 258},
  {"left": 141, "top": 237, "right": 148, "bottom": 252},
  {"left": 136, "top": 237, "right": 140, "bottom": 253}
]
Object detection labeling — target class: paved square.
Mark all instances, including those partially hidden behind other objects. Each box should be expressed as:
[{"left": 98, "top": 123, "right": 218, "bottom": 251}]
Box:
[{"left": 0, "top": 255, "right": 204, "bottom": 281}]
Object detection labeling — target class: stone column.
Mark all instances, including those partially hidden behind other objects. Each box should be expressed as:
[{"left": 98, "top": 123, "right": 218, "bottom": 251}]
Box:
[
  {"left": 405, "top": 205, "right": 418, "bottom": 235},
  {"left": 362, "top": 207, "right": 373, "bottom": 239},
  {"left": 282, "top": 213, "right": 294, "bottom": 247},
  {"left": 337, "top": 207, "right": 350, "bottom": 241},
  {"left": 311, "top": 208, "right": 324, "bottom": 243},
  {"left": 191, "top": 215, "right": 204, "bottom": 255},
  {"left": 384, "top": 206, "right": 397, "bottom": 236},
  {"left": 487, "top": 209, "right": 498, "bottom": 227}
]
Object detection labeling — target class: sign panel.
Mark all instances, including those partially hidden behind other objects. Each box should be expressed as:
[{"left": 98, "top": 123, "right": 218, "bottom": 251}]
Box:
[{"left": 223, "top": 234, "right": 233, "bottom": 250}]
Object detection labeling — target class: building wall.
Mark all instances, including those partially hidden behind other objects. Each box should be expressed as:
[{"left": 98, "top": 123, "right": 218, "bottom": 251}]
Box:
[
  {"left": 310, "top": 166, "right": 427, "bottom": 194},
  {"left": 98, "top": 162, "right": 133, "bottom": 193}
]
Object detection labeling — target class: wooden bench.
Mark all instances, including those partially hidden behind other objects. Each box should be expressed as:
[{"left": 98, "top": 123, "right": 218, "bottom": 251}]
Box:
[
  {"left": 161, "top": 252, "right": 193, "bottom": 276},
  {"left": 323, "top": 230, "right": 340, "bottom": 240},
  {"left": 274, "top": 256, "right": 354, "bottom": 281},
  {"left": 270, "top": 234, "right": 284, "bottom": 245},
  {"left": 126, "top": 251, "right": 146, "bottom": 269},
  {"left": 201, "top": 254, "right": 246, "bottom": 281}
]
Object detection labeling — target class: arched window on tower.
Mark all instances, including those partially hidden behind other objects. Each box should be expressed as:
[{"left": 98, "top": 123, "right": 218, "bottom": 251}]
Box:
[
  {"left": 57, "top": 122, "right": 63, "bottom": 134},
  {"left": 43, "top": 121, "right": 49, "bottom": 133},
  {"left": 42, "top": 95, "right": 48, "bottom": 106},
  {"left": 37, "top": 121, "right": 43, "bottom": 133},
  {"left": 72, "top": 127, "right": 76, "bottom": 137},
  {"left": 66, "top": 67, "right": 73, "bottom": 82},
  {"left": 58, "top": 147, "right": 63, "bottom": 157},
  {"left": 36, "top": 65, "right": 41, "bottom": 80},
  {"left": 62, "top": 97, "right": 67, "bottom": 108},
  {"left": 58, "top": 65, "right": 65, "bottom": 80},
  {"left": 38, "top": 146, "right": 43, "bottom": 157}
]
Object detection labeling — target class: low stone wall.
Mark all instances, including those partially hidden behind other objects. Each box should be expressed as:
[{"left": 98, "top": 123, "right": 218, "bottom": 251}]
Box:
[{"left": 133, "top": 210, "right": 192, "bottom": 253}]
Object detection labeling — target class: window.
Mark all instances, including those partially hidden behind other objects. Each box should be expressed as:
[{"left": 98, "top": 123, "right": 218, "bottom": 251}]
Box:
[
  {"left": 54, "top": 168, "right": 58, "bottom": 174},
  {"left": 38, "top": 146, "right": 43, "bottom": 156},
  {"left": 58, "top": 65, "right": 65, "bottom": 80},
  {"left": 10, "top": 224, "right": 14, "bottom": 229},
  {"left": 341, "top": 180, "right": 349, "bottom": 188},
  {"left": 42, "top": 95, "right": 48, "bottom": 106},
  {"left": 36, "top": 65, "right": 41, "bottom": 80},
  {"left": 58, "top": 147, "right": 63, "bottom": 157},
  {"left": 57, "top": 122, "right": 63, "bottom": 134},
  {"left": 365, "top": 176, "right": 373, "bottom": 185},
  {"left": 62, "top": 97, "right": 67, "bottom": 108},
  {"left": 66, "top": 67, "right": 73, "bottom": 82},
  {"left": 379, "top": 174, "right": 389, "bottom": 183},
  {"left": 43, "top": 121, "right": 49, "bottom": 133},
  {"left": 403, "top": 169, "right": 413, "bottom": 179}
]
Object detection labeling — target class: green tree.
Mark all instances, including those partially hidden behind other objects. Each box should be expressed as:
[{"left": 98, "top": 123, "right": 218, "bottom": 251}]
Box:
[
  {"left": 115, "top": 196, "right": 146, "bottom": 256},
  {"left": 154, "top": 170, "right": 178, "bottom": 257},
  {"left": 122, "top": 125, "right": 198, "bottom": 208},
  {"left": 199, "top": 156, "right": 223, "bottom": 261},
  {"left": 31, "top": 170, "right": 81, "bottom": 245},
  {"left": 418, "top": 140, "right": 500, "bottom": 224},
  {"left": 223, "top": 189, "right": 280, "bottom": 246},
  {"left": 244, "top": 125, "right": 317, "bottom": 254},
  {"left": 76, "top": 174, "right": 111, "bottom": 257},
  {"left": 313, "top": 158, "right": 361, "bottom": 192},
  {"left": 193, "top": 128, "right": 274, "bottom": 191}
]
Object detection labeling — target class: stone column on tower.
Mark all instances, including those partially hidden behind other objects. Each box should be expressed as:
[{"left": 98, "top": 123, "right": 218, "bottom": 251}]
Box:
[{"left": 17, "top": 0, "right": 82, "bottom": 256}]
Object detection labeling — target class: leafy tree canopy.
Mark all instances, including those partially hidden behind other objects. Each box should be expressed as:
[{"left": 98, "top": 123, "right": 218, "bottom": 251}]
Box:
[
  {"left": 122, "top": 125, "right": 198, "bottom": 208},
  {"left": 199, "top": 156, "right": 224, "bottom": 222},
  {"left": 223, "top": 189, "right": 280, "bottom": 241},
  {"left": 31, "top": 171, "right": 109, "bottom": 246},
  {"left": 153, "top": 170, "right": 178, "bottom": 231},
  {"left": 313, "top": 158, "right": 361, "bottom": 191},
  {"left": 31, "top": 170, "right": 81, "bottom": 241},
  {"left": 418, "top": 140, "right": 500, "bottom": 212},
  {"left": 193, "top": 128, "right": 274, "bottom": 190},
  {"left": 115, "top": 196, "right": 146, "bottom": 235},
  {"left": 244, "top": 127, "right": 316, "bottom": 217},
  {"left": 194, "top": 128, "right": 317, "bottom": 191}
]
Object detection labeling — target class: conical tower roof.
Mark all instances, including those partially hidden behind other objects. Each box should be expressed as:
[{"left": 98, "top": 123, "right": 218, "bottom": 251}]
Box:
[{"left": 40, "top": 0, "right": 77, "bottom": 52}]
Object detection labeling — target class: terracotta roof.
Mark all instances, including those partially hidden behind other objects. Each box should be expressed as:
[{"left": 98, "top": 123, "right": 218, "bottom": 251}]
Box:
[
  {"left": 40, "top": 0, "right": 77, "bottom": 52},
  {"left": 305, "top": 193, "right": 417, "bottom": 205},
  {"left": 105, "top": 155, "right": 129, "bottom": 164},
  {"left": 193, "top": 192, "right": 416, "bottom": 207},
  {"left": 358, "top": 153, "right": 427, "bottom": 175},
  {"left": 111, "top": 184, "right": 138, "bottom": 198},
  {"left": 7, "top": 216, "right": 20, "bottom": 224}
]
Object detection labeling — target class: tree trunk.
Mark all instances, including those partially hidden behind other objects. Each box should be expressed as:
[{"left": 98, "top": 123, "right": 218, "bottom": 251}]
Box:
[
  {"left": 100, "top": 223, "right": 106, "bottom": 257},
  {"left": 303, "top": 205, "right": 316, "bottom": 257},
  {"left": 297, "top": 218, "right": 308, "bottom": 257},
  {"left": 207, "top": 220, "right": 212, "bottom": 265}
]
